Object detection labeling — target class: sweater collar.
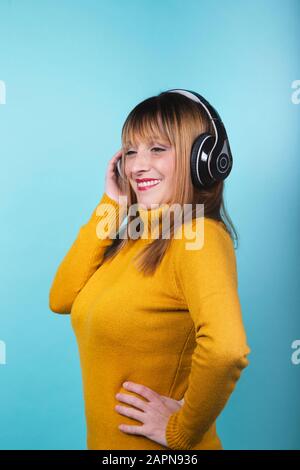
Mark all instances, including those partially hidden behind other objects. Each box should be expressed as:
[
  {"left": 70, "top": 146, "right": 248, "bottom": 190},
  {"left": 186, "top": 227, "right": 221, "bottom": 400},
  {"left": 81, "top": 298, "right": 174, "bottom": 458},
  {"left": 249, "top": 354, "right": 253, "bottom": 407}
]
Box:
[{"left": 137, "top": 203, "right": 170, "bottom": 240}]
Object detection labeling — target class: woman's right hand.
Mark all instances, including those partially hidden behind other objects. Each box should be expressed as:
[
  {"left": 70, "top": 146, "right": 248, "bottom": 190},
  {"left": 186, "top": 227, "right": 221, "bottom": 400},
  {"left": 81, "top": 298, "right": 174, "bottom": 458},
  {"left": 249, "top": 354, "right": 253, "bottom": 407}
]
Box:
[
  {"left": 104, "top": 149, "right": 127, "bottom": 204},
  {"left": 159, "top": 395, "right": 185, "bottom": 414}
]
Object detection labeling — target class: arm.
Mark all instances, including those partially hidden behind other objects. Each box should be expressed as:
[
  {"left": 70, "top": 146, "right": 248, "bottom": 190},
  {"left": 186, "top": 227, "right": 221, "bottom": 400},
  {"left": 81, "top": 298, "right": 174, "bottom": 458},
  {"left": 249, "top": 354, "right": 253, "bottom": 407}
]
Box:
[
  {"left": 166, "top": 218, "right": 251, "bottom": 450},
  {"left": 49, "top": 192, "right": 126, "bottom": 314}
]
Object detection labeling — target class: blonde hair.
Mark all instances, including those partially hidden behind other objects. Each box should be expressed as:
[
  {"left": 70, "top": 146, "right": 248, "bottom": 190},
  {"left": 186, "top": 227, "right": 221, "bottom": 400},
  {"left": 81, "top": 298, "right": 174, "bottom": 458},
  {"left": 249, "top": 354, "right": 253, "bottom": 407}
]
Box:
[{"left": 102, "top": 90, "right": 238, "bottom": 275}]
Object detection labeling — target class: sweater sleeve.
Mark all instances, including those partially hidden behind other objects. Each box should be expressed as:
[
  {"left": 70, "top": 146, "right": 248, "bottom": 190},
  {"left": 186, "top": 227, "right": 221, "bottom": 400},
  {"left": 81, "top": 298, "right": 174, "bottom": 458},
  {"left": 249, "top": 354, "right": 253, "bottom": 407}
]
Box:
[
  {"left": 165, "top": 218, "right": 251, "bottom": 450},
  {"left": 49, "top": 192, "right": 126, "bottom": 314}
]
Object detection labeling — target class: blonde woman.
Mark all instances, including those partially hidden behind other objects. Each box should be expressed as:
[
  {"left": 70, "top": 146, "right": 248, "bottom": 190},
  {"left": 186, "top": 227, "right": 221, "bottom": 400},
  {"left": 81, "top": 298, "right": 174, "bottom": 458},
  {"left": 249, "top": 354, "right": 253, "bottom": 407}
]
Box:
[{"left": 49, "top": 89, "right": 251, "bottom": 450}]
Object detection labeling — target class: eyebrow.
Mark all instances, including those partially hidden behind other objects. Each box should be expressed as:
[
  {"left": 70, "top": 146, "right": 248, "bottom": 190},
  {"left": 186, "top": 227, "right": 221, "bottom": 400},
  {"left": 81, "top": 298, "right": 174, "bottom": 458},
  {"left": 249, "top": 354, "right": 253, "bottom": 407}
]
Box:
[{"left": 124, "top": 139, "right": 169, "bottom": 148}]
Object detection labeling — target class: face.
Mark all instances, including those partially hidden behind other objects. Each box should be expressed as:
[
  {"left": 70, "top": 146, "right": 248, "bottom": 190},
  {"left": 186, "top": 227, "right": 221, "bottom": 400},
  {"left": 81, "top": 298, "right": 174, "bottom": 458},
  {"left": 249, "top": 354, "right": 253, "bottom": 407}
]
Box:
[{"left": 123, "top": 138, "right": 175, "bottom": 208}]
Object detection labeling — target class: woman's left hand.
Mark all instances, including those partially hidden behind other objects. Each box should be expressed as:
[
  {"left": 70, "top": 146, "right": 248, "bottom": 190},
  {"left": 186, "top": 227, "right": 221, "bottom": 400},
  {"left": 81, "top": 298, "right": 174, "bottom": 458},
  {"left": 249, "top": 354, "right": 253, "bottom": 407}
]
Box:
[{"left": 114, "top": 381, "right": 184, "bottom": 448}]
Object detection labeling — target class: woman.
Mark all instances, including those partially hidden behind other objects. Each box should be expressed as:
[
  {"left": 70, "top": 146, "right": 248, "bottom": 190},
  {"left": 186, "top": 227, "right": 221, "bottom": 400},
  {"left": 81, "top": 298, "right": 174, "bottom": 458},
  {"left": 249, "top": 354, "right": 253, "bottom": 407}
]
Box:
[{"left": 49, "top": 89, "right": 251, "bottom": 450}]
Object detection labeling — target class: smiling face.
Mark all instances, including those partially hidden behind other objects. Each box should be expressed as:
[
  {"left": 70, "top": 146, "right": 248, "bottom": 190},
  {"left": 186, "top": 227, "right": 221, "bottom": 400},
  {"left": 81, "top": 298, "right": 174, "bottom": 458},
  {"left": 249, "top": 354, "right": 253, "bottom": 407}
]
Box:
[{"left": 123, "top": 137, "right": 176, "bottom": 209}]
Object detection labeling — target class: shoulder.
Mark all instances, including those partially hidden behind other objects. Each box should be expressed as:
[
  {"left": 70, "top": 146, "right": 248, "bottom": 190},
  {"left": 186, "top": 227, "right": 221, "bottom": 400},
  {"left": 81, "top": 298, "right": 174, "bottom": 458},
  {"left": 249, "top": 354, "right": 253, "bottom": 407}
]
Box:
[
  {"left": 171, "top": 216, "right": 238, "bottom": 282},
  {"left": 172, "top": 216, "right": 234, "bottom": 254}
]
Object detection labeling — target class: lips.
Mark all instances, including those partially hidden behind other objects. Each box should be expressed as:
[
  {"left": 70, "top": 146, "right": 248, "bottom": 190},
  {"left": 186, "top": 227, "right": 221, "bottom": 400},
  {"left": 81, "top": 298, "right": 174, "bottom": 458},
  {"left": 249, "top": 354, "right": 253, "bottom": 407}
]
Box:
[
  {"left": 135, "top": 178, "right": 161, "bottom": 183},
  {"left": 136, "top": 179, "right": 162, "bottom": 191}
]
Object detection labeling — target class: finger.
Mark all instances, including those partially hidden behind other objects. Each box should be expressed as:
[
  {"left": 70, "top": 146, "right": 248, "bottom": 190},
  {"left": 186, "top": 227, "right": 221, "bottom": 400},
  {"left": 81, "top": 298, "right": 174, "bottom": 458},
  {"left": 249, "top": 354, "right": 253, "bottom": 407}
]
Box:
[
  {"left": 116, "top": 392, "right": 148, "bottom": 411},
  {"left": 159, "top": 395, "right": 177, "bottom": 402},
  {"left": 115, "top": 405, "right": 146, "bottom": 423},
  {"left": 123, "top": 382, "right": 160, "bottom": 402},
  {"left": 107, "top": 151, "right": 124, "bottom": 175},
  {"left": 110, "top": 149, "right": 123, "bottom": 161},
  {"left": 160, "top": 394, "right": 183, "bottom": 402},
  {"left": 118, "top": 423, "right": 146, "bottom": 435}
]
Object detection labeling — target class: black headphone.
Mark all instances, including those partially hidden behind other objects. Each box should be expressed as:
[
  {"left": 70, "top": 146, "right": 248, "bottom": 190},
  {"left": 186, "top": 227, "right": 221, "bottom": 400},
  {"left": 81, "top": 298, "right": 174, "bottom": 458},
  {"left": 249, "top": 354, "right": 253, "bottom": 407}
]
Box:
[
  {"left": 166, "top": 88, "right": 233, "bottom": 188},
  {"left": 117, "top": 88, "right": 233, "bottom": 189}
]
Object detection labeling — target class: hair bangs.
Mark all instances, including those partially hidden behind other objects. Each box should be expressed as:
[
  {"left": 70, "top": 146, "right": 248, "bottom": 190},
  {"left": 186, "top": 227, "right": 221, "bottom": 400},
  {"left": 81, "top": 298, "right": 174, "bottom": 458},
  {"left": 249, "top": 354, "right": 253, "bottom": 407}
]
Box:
[{"left": 122, "top": 98, "right": 172, "bottom": 151}]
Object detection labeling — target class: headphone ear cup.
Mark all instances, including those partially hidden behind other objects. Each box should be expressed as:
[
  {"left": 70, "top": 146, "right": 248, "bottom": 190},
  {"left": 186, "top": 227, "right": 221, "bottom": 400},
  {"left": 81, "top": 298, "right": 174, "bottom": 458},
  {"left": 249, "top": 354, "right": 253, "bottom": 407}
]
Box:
[
  {"left": 190, "top": 133, "right": 215, "bottom": 188},
  {"left": 116, "top": 158, "right": 124, "bottom": 179}
]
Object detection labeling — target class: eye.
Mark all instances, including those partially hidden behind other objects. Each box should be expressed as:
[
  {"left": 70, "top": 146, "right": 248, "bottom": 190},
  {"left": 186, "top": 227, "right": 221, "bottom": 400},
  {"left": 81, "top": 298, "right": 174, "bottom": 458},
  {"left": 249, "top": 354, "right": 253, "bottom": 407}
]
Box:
[{"left": 125, "top": 147, "right": 165, "bottom": 156}]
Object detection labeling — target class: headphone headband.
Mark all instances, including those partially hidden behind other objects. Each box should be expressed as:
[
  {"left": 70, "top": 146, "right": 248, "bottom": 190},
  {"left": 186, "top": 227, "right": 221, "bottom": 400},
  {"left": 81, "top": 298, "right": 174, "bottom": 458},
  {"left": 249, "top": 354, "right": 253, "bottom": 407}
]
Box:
[
  {"left": 165, "top": 88, "right": 230, "bottom": 161},
  {"left": 165, "top": 88, "right": 233, "bottom": 187},
  {"left": 166, "top": 89, "right": 223, "bottom": 122}
]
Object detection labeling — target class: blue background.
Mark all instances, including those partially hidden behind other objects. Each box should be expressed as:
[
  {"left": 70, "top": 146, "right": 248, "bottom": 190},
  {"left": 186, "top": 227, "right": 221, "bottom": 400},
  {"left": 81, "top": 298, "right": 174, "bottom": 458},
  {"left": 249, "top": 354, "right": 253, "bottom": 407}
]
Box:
[{"left": 0, "top": 0, "right": 299, "bottom": 450}]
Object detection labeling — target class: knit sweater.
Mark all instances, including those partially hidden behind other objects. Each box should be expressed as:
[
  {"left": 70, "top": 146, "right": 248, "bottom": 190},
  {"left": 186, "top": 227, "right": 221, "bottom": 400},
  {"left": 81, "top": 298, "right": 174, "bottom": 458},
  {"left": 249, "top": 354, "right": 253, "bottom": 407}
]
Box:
[{"left": 49, "top": 191, "right": 251, "bottom": 450}]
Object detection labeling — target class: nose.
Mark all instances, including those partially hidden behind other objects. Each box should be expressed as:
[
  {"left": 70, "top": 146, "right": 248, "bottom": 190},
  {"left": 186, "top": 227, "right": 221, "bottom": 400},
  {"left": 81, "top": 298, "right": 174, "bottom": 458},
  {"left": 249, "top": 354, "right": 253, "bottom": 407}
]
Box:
[{"left": 128, "top": 150, "right": 152, "bottom": 174}]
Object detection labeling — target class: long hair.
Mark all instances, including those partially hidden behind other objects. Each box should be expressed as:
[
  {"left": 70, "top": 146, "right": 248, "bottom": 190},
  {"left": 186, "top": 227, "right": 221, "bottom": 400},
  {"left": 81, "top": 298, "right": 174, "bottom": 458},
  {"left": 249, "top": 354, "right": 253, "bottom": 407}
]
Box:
[{"left": 102, "top": 90, "right": 239, "bottom": 275}]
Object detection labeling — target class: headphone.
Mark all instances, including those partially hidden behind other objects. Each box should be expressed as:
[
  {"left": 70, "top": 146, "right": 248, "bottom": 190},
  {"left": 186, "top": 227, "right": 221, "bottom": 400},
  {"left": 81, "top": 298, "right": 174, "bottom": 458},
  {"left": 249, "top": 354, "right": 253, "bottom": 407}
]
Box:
[{"left": 117, "top": 88, "right": 233, "bottom": 189}]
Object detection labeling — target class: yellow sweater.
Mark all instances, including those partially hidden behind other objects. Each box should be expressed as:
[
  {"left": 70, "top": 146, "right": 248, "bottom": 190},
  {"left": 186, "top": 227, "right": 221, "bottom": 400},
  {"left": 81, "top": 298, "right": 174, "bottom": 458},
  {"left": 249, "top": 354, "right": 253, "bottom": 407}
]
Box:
[{"left": 49, "top": 191, "right": 251, "bottom": 450}]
